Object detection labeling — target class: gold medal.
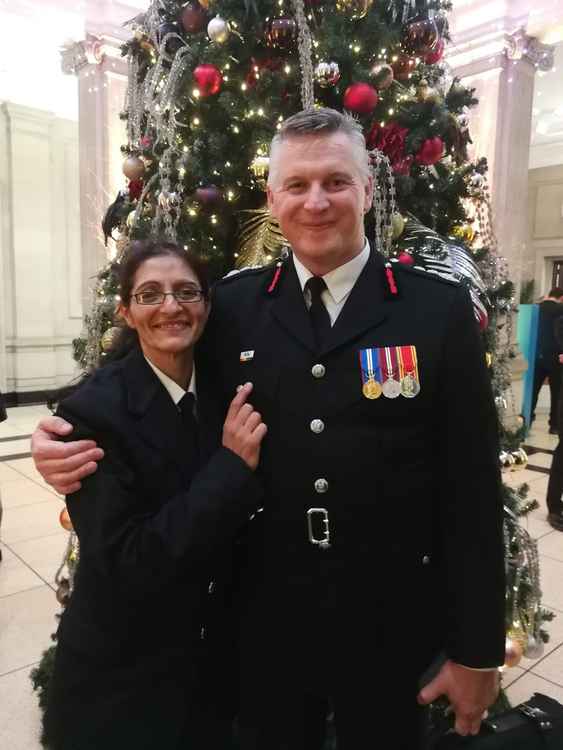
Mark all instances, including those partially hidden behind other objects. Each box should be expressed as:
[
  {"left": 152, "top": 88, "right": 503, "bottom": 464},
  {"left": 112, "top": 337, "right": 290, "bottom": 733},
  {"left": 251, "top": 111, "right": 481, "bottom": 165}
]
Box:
[{"left": 363, "top": 378, "right": 382, "bottom": 400}]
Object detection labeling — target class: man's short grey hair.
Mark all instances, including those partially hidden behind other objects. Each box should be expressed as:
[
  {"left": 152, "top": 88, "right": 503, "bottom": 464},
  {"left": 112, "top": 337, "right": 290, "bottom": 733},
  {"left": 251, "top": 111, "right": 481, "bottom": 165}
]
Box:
[{"left": 268, "top": 107, "right": 371, "bottom": 186}]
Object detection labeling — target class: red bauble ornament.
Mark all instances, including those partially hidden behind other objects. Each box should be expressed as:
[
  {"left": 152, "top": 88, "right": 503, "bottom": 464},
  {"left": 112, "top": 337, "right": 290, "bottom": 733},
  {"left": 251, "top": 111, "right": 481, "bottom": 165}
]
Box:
[
  {"left": 415, "top": 136, "right": 444, "bottom": 165},
  {"left": 404, "top": 18, "right": 440, "bottom": 56},
  {"left": 343, "top": 83, "right": 379, "bottom": 114},
  {"left": 180, "top": 2, "right": 208, "bottom": 34},
  {"left": 265, "top": 17, "right": 297, "bottom": 50},
  {"left": 193, "top": 64, "right": 223, "bottom": 96},
  {"left": 398, "top": 251, "right": 415, "bottom": 266},
  {"left": 128, "top": 179, "right": 144, "bottom": 201},
  {"left": 392, "top": 54, "right": 416, "bottom": 81},
  {"left": 424, "top": 37, "right": 445, "bottom": 64},
  {"left": 195, "top": 185, "right": 223, "bottom": 208},
  {"left": 478, "top": 308, "right": 489, "bottom": 332}
]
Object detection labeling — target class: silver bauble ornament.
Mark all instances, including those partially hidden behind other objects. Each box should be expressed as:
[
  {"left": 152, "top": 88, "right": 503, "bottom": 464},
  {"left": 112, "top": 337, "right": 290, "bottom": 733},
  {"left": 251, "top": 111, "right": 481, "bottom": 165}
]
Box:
[
  {"left": 510, "top": 448, "right": 528, "bottom": 471},
  {"left": 207, "top": 15, "right": 229, "bottom": 43},
  {"left": 524, "top": 635, "right": 545, "bottom": 660},
  {"left": 499, "top": 451, "right": 515, "bottom": 471},
  {"left": 158, "top": 191, "right": 180, "bottom": 211},
  {"left": 371, "top": 63, "right": 394, "bottom": 90},
  {"left": 314, "top": 61, "right": 341, "bottom": 88}
]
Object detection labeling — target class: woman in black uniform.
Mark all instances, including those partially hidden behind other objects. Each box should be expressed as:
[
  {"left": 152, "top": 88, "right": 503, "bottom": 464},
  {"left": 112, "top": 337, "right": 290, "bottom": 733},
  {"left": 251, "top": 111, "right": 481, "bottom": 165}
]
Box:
[{"left": 44, "top": 240, "right": 266, "bottom": 750}]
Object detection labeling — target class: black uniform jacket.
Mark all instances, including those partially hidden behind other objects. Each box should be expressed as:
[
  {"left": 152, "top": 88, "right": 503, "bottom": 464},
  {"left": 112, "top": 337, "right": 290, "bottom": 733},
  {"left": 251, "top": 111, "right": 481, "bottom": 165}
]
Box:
[
  {"left": 44, "top": 347, "right": 261, "bottom": 750},
  {"left": 197, "top": 248, "right": 505, "bottom": 700}
]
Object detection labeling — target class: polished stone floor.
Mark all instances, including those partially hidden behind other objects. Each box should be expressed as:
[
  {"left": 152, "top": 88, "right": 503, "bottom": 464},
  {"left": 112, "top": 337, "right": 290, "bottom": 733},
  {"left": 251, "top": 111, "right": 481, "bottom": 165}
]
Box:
[{"left": 1, "top": 404, "right": 563, "bottom": 748}]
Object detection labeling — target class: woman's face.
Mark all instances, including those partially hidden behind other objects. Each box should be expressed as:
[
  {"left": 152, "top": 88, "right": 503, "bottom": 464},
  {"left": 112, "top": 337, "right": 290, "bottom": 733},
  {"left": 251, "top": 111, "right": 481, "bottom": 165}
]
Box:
[{"left": 122, "top": 255, "right": 209, "bottom": 362}]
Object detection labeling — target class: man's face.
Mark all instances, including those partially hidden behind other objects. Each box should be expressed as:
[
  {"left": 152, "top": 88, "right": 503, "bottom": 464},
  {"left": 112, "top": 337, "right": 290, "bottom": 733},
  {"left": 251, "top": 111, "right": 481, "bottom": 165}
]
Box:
[{"left": 267, "top": 132, "right": 373, "bottom": 273}]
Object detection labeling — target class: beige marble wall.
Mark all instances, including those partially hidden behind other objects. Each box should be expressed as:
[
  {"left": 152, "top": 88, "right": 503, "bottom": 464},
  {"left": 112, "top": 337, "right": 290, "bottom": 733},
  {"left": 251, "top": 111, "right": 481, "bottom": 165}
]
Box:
[
  {"left": 528, "top": 164, "right": 563, "bottom": 296},
  {"left": 0, "top": 103, "right": 82, "bottom": 394}
]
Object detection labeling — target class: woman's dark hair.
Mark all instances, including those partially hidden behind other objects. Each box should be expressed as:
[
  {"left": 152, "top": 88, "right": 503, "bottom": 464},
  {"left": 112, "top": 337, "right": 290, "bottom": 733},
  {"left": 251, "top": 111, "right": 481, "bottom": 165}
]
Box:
[
  {"left": 106, "top": 239, "right": 210, "bottom": 364},
  {"left": 49, "top": 240, "right": 209, "bottom": 408}
]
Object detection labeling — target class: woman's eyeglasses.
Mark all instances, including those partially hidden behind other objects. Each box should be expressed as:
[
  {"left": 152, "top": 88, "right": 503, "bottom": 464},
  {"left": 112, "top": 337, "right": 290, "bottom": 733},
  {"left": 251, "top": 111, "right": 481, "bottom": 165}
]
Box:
[{"left": 132, "top": 288, "right": 205, "bottom": 305}]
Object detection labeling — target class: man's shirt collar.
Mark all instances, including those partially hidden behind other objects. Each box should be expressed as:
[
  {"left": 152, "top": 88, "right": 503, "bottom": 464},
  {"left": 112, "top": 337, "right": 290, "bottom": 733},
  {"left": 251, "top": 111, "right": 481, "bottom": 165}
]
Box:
[{"left": 292, "top": 239, "right": 370, "bottom": 305}]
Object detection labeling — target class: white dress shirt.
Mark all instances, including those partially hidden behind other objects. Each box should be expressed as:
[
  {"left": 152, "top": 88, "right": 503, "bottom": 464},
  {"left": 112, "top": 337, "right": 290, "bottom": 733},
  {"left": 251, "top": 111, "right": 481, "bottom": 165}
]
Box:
[
  {"left": 144, "top": 357, "right": 196, "bottom": 406},
  {"left": 292, "top": 239, "right": 371, "bottom": 325}
]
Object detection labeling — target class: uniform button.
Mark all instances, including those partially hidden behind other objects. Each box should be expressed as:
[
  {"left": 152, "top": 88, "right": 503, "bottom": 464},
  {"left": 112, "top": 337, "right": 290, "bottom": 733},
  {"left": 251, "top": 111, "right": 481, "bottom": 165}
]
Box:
[
  {"left": 314, "top": 478, "right": 329, "bottom": 493},
  {"left": 310, "top": 419, "right": 325, "bottom": 434},
  {"left": 312, "top": 364, "right": 326, "bottom": 379},
  {"left": 422, "top": 555, "right": 431, "bottom": 565}
]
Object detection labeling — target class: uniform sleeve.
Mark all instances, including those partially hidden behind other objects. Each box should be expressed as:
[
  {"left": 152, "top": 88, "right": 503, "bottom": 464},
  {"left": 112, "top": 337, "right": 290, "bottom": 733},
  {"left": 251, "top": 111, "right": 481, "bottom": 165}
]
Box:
[
  {"left": 58, "top": 404, "right": 262, "bottom": 598},
  {"left": 435, "top": 287, "right": 505, "bottom": 669}
]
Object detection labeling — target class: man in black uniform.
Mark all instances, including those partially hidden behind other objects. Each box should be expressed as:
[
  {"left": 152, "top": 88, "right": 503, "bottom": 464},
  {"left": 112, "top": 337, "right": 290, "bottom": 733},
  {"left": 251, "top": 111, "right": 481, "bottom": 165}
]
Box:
[{"left": 31, "top": 109, "right": 504, "bottom": 749}]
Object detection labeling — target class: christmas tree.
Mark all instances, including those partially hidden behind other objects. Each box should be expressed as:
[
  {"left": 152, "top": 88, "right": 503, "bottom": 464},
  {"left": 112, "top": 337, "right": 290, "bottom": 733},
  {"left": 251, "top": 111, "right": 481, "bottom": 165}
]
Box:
[{"left": 32, "top": 0, "right": 553, "bottom": 736}]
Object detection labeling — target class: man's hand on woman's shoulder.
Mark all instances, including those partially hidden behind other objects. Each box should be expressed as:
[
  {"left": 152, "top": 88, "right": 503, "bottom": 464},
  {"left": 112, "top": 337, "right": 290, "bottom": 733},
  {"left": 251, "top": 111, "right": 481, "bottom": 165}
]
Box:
[{"left": 31, "top": 416, "right": 104, "bottom": 495}]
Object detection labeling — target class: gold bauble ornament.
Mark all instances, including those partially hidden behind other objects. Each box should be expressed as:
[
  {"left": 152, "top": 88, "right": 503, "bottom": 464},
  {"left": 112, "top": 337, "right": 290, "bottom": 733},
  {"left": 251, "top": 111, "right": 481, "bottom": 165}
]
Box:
[
  {"left": 335, "top": 0, "right": 373, "bottom": 20},
  {"left": 199, "top": 0, "right": 211, "bottom": 8},
  {"left": 59, "top": 507, "right": 73, "bottom": 532},
  {"left": 391, "top": 213, "right": 406, "bottom": 239},
  {"left": 101, "top": 326, "right": 121, "bottom": 353},
  {"left": 452, "top": 224, "right": 475, "bottom": 244},
  {"left": 250, "top": 155, "right": 270, "bottom": 189},
  {"left": 122, "top": 156, "right": 145, "bottom": 181},
  {"left": 504, "top": 634, "right": 524, "bottom": 668},
  {"left": 510, "top": 448, "right": 528, "bottom": 471}
]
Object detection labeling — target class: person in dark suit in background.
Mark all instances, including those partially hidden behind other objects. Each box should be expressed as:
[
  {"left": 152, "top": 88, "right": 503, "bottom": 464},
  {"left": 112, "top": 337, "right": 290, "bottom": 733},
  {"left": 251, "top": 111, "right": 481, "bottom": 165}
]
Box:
[
  {"left": 32, "top": 109, "right": 504, "bottom": 750},
  {"left": 42, "top": 240, "right": 267, "bottom": 750},
  {"left": 531, "top": 287, "right": 563, "bottom": 433},
  {"left": 546, "top": 315, "right": 563, "bottom": 531}
]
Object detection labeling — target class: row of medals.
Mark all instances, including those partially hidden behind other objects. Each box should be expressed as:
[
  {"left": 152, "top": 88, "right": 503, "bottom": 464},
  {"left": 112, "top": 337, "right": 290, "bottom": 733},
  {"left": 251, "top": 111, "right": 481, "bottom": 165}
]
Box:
[{"left": 363, "top": 373, "right": 420, "bottom": 400}]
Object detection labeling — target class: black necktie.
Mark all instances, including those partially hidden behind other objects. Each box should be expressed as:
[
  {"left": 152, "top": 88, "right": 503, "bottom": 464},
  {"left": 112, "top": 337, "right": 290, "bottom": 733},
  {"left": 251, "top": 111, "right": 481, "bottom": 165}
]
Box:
[
  {"left": 178, "top": 392, "right": 199, "bottom": 462},
  {"left": 305, "top": 276, "right": 331, "bottom": 350}
]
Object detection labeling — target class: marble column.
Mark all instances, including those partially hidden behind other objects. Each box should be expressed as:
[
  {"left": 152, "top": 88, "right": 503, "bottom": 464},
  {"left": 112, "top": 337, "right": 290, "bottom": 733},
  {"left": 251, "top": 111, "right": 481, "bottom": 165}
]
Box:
[
  {"left": 447, "top": 29, "right": 555, "bottom": 295},
  {"left": 60, "top": 34, "right": 128, "bottom": 310}
]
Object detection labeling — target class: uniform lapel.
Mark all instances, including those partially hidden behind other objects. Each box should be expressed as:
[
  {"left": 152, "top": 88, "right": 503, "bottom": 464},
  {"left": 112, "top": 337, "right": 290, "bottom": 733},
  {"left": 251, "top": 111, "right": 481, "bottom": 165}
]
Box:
[
  {"left": 123, "top": 348, "right": 194, "bottom": 482},
  {"left": 323, "top": 249, "right": 388, "bottom": 356},
  {"left": 270, "top": 259, "right": 317, "bottom": 353}
]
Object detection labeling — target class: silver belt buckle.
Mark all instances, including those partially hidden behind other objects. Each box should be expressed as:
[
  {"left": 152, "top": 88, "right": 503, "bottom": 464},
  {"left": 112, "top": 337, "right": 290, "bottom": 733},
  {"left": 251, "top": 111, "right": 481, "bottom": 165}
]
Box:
[{"left": 307, "top": 508, "right": 331, "bottom": 550}]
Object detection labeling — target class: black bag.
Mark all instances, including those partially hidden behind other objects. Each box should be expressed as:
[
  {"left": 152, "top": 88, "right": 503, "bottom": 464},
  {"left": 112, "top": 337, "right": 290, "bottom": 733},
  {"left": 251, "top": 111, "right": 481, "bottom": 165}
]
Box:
[{"left": 429, "top": 693, "right": 563, "bottom": 749}]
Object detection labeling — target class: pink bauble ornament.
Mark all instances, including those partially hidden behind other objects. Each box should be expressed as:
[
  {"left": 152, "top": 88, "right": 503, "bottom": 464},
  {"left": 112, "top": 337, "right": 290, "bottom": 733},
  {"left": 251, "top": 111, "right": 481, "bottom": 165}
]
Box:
[
  {"left": 195, "top": 185, "right": 223, "bottom": 208},
  {"left": 122, "top": 156, "right": 145, "bottom": 181},
  {"left": 343, "top": 83, "right": 379, "bottom": 114},
  {"left": 265, "top": 17, "right": 297, "bottom": 50},
  {"left": 180, "top": 2, "right": 208, "bottom": 34},
  {"left": 404, "top": 18, "right": 440, "bottom": 56},
  {"left": 193, "top": 64, "right": 223, "bottom": 97},
  {"left": 424, "top": 38, "right": 445, "bottom": 64},
  {"left": 392, "top": 54, "right": 416, "bottom": 81},
  {"left": 415, "top": 136, "right": 444, "bottom": 165}
]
